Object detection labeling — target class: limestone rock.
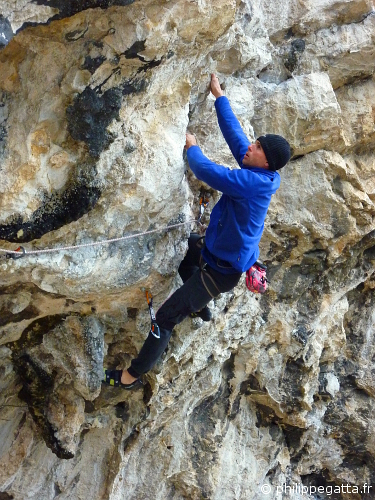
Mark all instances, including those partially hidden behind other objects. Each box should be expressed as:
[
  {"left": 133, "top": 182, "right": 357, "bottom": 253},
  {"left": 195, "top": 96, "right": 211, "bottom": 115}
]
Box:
[
  {"left": 277, "top": 11, "right": 375, "bottom": 89},
  {"left": 0, "top": 0, "right": 375, "bottom": 499}
]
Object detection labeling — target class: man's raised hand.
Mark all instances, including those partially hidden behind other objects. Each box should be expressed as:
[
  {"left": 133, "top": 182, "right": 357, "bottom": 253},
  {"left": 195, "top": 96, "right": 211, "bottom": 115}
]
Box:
[
  {"left": 185, "top": 133, "right": 197, "bottom": 150},
  {"left": 210, "top": 73, "right": 224, "bottom": 99}
]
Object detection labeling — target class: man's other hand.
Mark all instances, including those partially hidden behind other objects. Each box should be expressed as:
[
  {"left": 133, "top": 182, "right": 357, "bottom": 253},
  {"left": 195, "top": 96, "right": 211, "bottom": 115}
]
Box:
[
  {"left": 210, "top": 73, "right": 224, "bottom": 99},
  {"left": 185, "top": 133, "right": 197, "bottom": 150}
]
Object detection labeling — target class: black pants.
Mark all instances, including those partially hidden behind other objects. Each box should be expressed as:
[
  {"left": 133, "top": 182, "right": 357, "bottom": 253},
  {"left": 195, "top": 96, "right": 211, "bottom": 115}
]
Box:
[{"left": 128, "top": 234, "right": 242, "bottom": 377}]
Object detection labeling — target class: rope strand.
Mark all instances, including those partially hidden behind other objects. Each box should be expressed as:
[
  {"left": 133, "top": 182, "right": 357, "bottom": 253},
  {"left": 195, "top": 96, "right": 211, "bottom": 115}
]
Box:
[{"left": 0, "top": 219, "right": 198, "bottom": 256}]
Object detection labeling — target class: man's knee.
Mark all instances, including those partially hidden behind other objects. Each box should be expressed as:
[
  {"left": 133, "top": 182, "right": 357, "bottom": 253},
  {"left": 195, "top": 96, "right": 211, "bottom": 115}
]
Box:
[{"left": 156, "top": 302, "right": 189, "bottom": 330}]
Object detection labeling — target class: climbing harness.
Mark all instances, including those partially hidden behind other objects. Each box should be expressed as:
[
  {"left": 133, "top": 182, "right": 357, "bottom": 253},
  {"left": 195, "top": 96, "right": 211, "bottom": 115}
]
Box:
[
  {"left": 145, "top": 290, "right": 160, "bottom": 339},
  {"left": 0, "top": 246, "right": 26, "bottom": 260},
  {"left": 246, "top": 262, "right": 268, "bottom": 294}
]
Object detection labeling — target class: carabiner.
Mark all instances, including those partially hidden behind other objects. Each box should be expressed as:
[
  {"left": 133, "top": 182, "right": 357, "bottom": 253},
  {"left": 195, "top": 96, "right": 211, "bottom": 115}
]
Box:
[
  {"left": 197, "top": 191, "right": 210, "bottom": 224},
  {"left": 145, "top": 290, "right": 153, "bottom": 307},
  {"left": 145, "top": 290, "right": 160, "bottom": 339},
  {"left": 1, "top": 246, "right": 26, "bottom": 260},
  {"left": 11, "top": 246, "right": 26, "bottom": 259}
]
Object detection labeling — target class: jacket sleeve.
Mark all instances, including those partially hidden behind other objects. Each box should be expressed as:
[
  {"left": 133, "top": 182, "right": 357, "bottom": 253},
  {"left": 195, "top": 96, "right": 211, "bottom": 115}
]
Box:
[
  {"left": 187, "top": 145, "right": 251, "bottom": 198},
  {"left": 215, "top": 96, "right": 250, "bottom": 168}
]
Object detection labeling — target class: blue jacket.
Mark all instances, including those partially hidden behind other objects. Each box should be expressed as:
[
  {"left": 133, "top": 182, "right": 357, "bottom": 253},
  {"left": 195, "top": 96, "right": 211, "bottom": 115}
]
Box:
[{"left": 187, "top": 96, "right": 280, "bottom": 273}]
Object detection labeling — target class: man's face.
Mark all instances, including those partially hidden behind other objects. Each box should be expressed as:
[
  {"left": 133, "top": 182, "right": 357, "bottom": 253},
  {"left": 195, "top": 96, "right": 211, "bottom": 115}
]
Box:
[{"left": 242, "top": 141, "right": 269, "bottom": 168}]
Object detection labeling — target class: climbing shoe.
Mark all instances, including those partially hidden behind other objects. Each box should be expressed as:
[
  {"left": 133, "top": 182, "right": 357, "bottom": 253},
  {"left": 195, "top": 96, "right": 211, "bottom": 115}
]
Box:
[
  {"left": 190, "top": 306, "right": 212, "bottom": 322},
  {"left": 102, "top": 369, "right": 143, "bottom": 390}
]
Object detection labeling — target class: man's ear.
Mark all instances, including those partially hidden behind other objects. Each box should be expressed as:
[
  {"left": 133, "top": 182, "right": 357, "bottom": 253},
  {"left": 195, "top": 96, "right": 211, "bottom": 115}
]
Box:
[{"left": 264, "top": 162, "right": 269, "bottom": 169}]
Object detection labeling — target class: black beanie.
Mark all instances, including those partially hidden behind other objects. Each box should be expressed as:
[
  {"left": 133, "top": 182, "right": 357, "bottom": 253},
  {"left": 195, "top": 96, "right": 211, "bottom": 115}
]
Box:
[{"left": 257, "top": 134, "right": 291, "bottom": 171}]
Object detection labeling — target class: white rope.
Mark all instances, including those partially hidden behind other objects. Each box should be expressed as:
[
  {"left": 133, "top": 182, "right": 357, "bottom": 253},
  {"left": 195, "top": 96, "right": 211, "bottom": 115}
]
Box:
[{"left": 0, "top": 219, "right": 198, "bottom": 256}]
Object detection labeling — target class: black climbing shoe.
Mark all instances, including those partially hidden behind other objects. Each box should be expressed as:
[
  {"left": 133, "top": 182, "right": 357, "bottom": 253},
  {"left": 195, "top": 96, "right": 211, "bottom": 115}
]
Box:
[
  {"left": 102, "top": 369, "right": 143, "bottom": 390},
  {"left": 190, "top": 306, "right": 212, "bottom": 322}
]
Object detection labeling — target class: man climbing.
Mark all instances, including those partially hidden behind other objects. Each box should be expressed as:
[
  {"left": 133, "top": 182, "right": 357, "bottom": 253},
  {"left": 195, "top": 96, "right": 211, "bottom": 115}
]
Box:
[{"left": 103, "top": 74, "right": 291, "bottom": 389}]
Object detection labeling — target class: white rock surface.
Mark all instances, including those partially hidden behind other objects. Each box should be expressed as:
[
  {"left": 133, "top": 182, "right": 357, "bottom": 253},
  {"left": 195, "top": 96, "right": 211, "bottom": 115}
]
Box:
[{"left": 0, "top": 1, "right": 375, "bottom": 499}]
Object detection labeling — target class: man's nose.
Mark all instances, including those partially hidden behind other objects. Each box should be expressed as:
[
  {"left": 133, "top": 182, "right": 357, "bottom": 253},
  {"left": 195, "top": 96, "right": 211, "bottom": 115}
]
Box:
[{"left": 248, "top": 144, "right": 252, "bottom": 151}]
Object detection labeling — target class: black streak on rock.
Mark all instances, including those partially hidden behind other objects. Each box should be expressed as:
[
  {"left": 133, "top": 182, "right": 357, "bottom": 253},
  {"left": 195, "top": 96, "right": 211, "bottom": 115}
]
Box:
[
  {"left": 81, "top": 55, "right": 106, "bottom": 73},
  {"left": 54, "top": 484, "right": 62, "bottom": 497},
  {"left": 282, "top": 425, "right": 305, "bottom": 460},
  {"left": 127, "top": 308, "right": 138, "bottom": 319},
  {"left": 0, "top": 94, "right": 9, "bottom": 158},
  {"left": 11, "top": 315, "right": 65, "bottom": 353},
  {"left": 19, "top": 0, "right": 137, "bottom": 32},
  {"left": 301, "top": 471, "right": 344, "bottom": 500},
  {"left": 254, "top": 404, "right": 282, "bottom": 429},
  {"left": 280, "top": 357, "right": 307, "bottom": 412},
  {"left": 0, "top": 282, "right": 64, "bottom": 327},
  {"left": 84, "top": 400, "right": 96, "bottom": 413},
  {"left": 0, "top": 304, "right": 39, "bottom": 328},
  {"left": 124, "top": 40, "right": 163, "bottom": 72},
  {"left": 67, "top": 86, "right": 122, "bottom": 157},
  {"left": 65, "top": 26, "right": 88, "bottom": 42},
  {"left": 0, "top": 123, "right": 7, "bottom": 157},
  {"left": 300, "top": 250, "right": 327, "bottom": 275},
  {"left": 0, "top": 493, "right": 14, "bottom": 500},
  {"left": 284, "top": 28, "right": 295, "bottom": 40},
  {"left": 142, "top": 381, "right": 153, "bottom": 406},
  {"left": 284, "top": 38, "right": 305, "bottom": 73},
  {"left": 17, "top": 355, "right": 74, "bottom": 459},
  {"left": 121, "top": 77, "right": 146, "bottom": 95},
  {"left": 137, "top": 58, "right": 162, "bottom": 74},
  {"left": 115, "top": 401, "right": 130, "bottom": 421},
  {"left": 125, "top": 40, "right": 146, "bottom": 60},
  {"left": 0, "top": 181, "right": 101, "bottom": 243},
  {"left": 292, "top": 324, "right": 314, "bottom": 346},
  {"left": 9, "top": 315, "right": 74, "bottom": 460},
  {"left": 66, "top": 73, "right": 149, "bottom": 156},
  {"left": 267, "top": 230, "right": 298, "bottom": 263},
  {"left": 239, "top": 374, "right": 263, "bottom": 395}
]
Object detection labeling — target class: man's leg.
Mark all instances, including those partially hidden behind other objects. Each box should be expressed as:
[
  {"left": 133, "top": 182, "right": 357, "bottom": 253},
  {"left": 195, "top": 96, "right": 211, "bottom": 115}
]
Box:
[
  {"left": 121, "top": 236, "right": 203, "bottom": 385},
  {"left": 178, "top": 233, "right": 204, "bottom": 283},
  {"left": 125, "top": 264, "right": 242, "bottom": 381},
  {"left": 179, "top": 233, "right": 213, "bottom": 321},
  {"left": 127, "top": 267, "right": 212, "bottom": 378},
  {"left": 121, "top": 234, "right": 203, "bottom": 383}
]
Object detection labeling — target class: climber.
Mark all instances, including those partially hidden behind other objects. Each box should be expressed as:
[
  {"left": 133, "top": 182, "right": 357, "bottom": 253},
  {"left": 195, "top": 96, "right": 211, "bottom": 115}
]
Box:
[{"left": 103, "top": 73, "right": 291, "bottom": 389}]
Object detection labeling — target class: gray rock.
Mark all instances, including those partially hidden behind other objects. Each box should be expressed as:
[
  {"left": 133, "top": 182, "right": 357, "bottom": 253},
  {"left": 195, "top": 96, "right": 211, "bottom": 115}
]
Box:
[{"left": 0, "top": 0, "right": 375, "bottom": 498}]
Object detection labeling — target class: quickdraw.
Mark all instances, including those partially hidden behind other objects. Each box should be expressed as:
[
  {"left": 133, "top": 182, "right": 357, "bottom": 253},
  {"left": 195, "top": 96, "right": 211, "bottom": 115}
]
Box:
[
  {"left": 197, "top": 190, "right": 210, "bottom": 224},
  {"left": 145, "top": 290, "right": 160, "bottom": 339},
  {"left": 0, "top": 246, "right": 26, "bottom": 260},
  {"left": 246, "top": 262, "right": 268, "bottom": 294}
]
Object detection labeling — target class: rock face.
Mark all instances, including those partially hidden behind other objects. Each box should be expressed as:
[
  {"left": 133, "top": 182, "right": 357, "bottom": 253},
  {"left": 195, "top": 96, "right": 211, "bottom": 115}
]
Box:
[{"left": 0, "top": 1, "right": 374, "bottom": 499}]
